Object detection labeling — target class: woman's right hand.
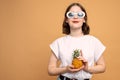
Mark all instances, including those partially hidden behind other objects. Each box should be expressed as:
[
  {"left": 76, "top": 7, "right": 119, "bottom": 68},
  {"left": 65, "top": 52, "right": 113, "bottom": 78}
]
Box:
[{"left": 66, "top": 65, "right": 84, "bottom": 73}]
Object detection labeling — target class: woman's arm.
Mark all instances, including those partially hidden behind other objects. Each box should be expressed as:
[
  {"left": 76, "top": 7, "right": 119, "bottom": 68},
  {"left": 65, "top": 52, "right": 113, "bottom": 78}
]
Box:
[
  {"left": 48, "top": 52, "right": 67, "bottom": 76},
  {"left": 48, "top": 51, "right": 85, "bottom": 76},
  {"left": 84, "top": 55, "right": 106, "bottom": 74}
]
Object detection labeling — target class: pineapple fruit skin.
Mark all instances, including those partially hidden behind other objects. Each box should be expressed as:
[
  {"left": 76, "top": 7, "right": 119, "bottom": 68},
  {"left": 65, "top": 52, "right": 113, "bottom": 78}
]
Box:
[{"left": 72, "top": 58, "right": 83, "bottom": 69}]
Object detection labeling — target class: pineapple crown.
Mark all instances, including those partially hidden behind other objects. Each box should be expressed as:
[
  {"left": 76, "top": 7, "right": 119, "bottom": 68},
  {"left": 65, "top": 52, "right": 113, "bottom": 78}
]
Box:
[{"left": 73, "top": 49, "right": 80, "bottom": 58}]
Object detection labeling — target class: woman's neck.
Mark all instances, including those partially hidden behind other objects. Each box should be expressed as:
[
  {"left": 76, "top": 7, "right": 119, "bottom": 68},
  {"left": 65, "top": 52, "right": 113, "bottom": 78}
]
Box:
[{"left": 70, "top": 28, "right": 83, "bottom": 37}]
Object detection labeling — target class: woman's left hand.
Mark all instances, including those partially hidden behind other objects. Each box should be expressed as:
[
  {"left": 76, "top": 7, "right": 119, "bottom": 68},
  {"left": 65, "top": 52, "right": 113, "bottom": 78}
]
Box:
[{"left": 78, "top": 50, "right": 89, "bottom": 72}]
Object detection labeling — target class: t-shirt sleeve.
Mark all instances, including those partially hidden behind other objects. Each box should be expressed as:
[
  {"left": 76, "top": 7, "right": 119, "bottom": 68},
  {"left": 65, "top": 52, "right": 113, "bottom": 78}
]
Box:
[
  {"left": 50, "top": 39, "right": 60, "bottom": 59},
  {"left": 94, "top": 38, "right": 106, "bottom": 62}
]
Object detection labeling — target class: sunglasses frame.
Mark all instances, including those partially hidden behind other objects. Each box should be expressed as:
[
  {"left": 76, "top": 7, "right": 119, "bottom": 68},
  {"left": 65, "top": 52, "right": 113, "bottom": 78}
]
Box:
[{"left": 66, "top": 11, "right": 85, "bottom": 19}]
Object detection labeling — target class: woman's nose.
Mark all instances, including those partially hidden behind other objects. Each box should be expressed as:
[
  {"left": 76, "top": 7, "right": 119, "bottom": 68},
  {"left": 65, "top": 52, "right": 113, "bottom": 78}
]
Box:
[{"left": 73, "top": 15, "right": 78, "bottom": 19}]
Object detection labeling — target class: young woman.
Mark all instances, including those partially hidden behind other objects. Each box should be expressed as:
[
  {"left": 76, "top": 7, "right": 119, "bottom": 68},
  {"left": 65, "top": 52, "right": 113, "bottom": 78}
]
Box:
[{"left": 48, "top": 3, "right": 106, "bottom": 80}]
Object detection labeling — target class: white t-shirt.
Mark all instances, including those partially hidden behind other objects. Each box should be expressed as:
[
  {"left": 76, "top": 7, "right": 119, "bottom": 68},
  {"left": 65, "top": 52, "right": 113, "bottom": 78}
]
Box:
[{"left": 50, "top": 35, "right": 106, "bottom": 79}]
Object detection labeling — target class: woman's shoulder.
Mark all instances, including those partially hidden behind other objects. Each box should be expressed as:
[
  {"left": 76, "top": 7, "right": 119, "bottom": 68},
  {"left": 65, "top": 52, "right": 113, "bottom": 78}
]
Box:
[
  {"left": 84, "top": 35, "right": 100, "bottom": 41},
  {"left": 84, "top": 34, "right": 96, "bottom": 39}
]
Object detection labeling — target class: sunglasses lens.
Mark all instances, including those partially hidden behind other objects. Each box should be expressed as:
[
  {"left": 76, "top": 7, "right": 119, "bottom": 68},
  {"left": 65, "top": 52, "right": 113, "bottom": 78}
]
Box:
[
  {"left": 78, "top": 12, "right": 85, "bottom": 18},
  {"left": 67, "top": 12, "right": 74, "bottom": 18}
]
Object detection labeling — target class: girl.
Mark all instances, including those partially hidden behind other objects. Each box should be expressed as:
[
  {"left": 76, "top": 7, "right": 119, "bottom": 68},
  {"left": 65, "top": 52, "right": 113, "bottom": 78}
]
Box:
[{"left": 48, "top": 3, "right": 106, "bottom": 80}]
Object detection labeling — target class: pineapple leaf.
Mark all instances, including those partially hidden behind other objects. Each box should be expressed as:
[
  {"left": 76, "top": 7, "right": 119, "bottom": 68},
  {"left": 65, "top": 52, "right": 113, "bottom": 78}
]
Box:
[{"left": 73, "top": 49, "right": 80, "bottom": 58}]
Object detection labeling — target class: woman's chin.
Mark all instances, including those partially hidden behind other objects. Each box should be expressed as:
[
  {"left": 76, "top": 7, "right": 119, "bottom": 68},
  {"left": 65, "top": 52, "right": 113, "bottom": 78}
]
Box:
[{"left": 71, "top": 26, "right": 81, "bottom": 30}]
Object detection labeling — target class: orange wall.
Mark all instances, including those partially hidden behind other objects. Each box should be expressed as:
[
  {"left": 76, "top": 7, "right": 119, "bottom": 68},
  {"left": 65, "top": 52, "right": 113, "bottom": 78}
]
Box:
[{"left": 0, "top": 0, "right": 120, "bottom": 80}]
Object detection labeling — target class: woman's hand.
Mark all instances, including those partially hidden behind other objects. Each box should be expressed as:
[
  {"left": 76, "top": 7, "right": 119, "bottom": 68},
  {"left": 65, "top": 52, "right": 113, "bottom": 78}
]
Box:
[
  {"left": 82, "top": 58, "right": 89, "bottom": 72},
  {"left": 77, "top": 50, "right": 89, "bottom": 72},
  {"left": 77, "top": 50, "right": 106, "bottom": 74},
  {"left": 66, "top": 65, "right": 84, "bottom": 73}
]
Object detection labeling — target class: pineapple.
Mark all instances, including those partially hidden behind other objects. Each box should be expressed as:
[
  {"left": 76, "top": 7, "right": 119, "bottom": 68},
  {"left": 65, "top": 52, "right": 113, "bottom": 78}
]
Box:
[{"left": 72, "top": 49, "right": 83, "bottom": 69}]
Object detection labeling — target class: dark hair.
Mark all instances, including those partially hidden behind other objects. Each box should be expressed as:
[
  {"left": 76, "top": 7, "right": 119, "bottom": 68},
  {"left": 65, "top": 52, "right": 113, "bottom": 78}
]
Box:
[{"left": 62, "top": 3, "right": 90, "bottom": 35}]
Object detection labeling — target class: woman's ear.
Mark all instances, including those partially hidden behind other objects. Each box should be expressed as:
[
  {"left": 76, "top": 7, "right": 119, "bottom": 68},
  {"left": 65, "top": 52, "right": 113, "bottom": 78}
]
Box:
[
  {"left": 65, "top": 19, "right": 68, "bottom": 23},
  {"left": 66, "top": 19, "right": 68, "bottom": 23},
  {"left": 83, "top": 20, "right": 85, "bottom": 23}
]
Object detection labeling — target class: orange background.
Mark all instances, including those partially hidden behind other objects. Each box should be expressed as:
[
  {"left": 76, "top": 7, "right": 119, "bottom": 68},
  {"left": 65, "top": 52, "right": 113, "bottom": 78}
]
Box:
[{"left": 0, "top": 0, "right": 120, "bottom": 80}]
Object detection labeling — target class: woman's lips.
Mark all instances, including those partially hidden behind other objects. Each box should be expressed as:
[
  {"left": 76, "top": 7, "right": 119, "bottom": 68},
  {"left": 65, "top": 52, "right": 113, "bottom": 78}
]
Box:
[{"left": 72, "top": 21, "right": 79, "bottom": 23}]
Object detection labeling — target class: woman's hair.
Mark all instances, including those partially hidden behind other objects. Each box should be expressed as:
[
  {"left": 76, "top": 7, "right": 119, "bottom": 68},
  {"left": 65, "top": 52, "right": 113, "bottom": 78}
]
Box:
[{"left": 62, "top": 3, "right": 90, "bottom": 35}]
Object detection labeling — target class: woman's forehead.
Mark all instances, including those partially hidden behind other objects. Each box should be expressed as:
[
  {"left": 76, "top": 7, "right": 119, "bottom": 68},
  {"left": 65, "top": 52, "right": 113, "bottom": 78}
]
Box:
[{"left": 69, "top": 5, "right": 82, "bottom": 12}]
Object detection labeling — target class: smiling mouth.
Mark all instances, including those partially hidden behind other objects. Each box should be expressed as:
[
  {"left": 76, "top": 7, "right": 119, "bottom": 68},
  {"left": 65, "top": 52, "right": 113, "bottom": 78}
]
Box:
[{"left": 72, "top": 21, "right": 79, "bottom": 23}]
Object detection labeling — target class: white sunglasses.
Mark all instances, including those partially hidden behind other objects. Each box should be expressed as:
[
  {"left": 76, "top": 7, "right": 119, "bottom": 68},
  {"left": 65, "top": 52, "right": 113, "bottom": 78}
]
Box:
[{"left": 66, "top": 11, "right": 85, "bottom": 19}]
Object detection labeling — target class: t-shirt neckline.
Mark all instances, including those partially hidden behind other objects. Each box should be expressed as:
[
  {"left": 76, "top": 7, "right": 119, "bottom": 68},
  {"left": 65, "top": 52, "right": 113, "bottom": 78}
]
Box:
[{"left": 67, "top": 34, "right": 85, "bottom": 39}]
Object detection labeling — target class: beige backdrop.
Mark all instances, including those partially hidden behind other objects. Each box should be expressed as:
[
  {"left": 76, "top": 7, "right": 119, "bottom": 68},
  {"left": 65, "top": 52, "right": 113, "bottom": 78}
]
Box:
[{"left": 0, "top": 0, "right": 120, "bottom": 80}]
